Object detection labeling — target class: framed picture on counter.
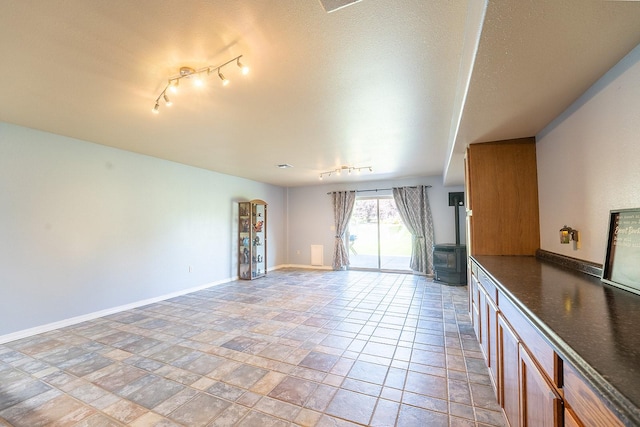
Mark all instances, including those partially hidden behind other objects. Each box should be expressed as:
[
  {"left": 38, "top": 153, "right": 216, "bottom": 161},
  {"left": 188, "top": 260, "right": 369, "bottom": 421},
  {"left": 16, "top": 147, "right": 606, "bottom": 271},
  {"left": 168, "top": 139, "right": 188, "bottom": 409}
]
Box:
[{"left": 602, "top": 207, "right": 640, "bottom": 295}]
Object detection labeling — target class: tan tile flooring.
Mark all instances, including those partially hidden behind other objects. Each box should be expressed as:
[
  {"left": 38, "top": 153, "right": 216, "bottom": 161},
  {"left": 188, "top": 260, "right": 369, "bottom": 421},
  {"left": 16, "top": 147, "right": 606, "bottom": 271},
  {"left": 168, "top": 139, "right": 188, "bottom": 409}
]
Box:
[{"left": 0, "top": 269, "right": 506, "bottom": 427}]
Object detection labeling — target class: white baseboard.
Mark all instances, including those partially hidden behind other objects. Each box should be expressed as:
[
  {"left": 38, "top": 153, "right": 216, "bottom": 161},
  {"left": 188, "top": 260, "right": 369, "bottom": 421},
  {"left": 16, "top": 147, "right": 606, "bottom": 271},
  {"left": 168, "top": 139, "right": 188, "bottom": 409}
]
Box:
[
  {"left": 0, "top": 266, "right": 335, "bottom": 344},
  {"left": 0, "top": 278, "right": 232, "bottom": 345}
]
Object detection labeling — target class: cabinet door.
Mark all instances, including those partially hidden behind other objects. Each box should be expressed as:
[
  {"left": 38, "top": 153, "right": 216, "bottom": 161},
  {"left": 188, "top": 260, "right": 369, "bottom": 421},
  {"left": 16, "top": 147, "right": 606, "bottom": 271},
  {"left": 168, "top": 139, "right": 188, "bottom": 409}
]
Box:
[
  {"left": 519, "top": 344, "right": 562, "bottom": 427},
  {"left": 238, "top": 202, "right": 252, "bottom": 279},
  {"left": 564, "top": 408, "right": 582, "bottom": 427},
  {"left": 479, "top": 285, "right": 489, "bottom": 359},
  {"left": 252, "top": 202, "right": 267, "bottom": 278},
  {"left": 486, "top": 295, "right": 499, "bottom": 401},
  {"left": 466, "top": 139, "right": 539, "bottom": 255},
  {"left": 471, "top": 274, "right": 481, "bottom": 342},
  {"left": 563, "top": 363, "right": 624, "bottom": 427},
  {"left": 464, "top": 150, "right": 474, "bottom": 257},
  {"left": 239, "top": 200, "right": 267, "bottom": 280},
  {"left": 499, "top": 313, "right": 520, "bottom": 427}
]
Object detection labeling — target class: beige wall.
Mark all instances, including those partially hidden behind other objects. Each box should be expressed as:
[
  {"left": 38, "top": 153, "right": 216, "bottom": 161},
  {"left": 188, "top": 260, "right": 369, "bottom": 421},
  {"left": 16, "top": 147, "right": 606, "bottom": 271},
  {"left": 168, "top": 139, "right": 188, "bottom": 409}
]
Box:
[
  {"left": 286, "top": 177, "right": 465, "bottom": 268},
  {"left": 536, "top": 43, "right": 640, "bottom": 264},
  {"left": 0, "top": 123, "right": 286, "bottom": 338}
]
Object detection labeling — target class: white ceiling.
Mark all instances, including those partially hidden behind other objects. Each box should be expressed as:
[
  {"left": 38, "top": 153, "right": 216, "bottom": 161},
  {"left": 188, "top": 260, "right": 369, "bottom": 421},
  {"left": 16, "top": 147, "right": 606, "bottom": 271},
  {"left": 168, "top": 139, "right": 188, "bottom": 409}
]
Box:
[{"left": 1, "top": 1, "right": 639, "bottom": 187}]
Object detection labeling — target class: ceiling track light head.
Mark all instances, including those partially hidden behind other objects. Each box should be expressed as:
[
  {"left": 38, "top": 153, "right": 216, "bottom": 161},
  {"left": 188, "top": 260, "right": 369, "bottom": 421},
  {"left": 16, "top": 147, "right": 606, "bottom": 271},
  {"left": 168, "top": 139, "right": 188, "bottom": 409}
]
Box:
[
  {"left": 168, "top": 79, "right": 179, "bottom": 94},
  {"left": 218, "top": 68, "right": 229, "bottom": 86},
  {"left": 237, "top": 56, "right": 249, "bottom": 75}
]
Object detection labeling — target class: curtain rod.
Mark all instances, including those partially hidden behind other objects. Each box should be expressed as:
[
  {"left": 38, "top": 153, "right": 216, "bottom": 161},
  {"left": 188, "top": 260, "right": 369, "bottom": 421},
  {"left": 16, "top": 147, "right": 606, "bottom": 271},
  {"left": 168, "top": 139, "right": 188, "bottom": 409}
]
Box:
[{"left": 327, "top": 185, "right": 431, "bottom": 195}]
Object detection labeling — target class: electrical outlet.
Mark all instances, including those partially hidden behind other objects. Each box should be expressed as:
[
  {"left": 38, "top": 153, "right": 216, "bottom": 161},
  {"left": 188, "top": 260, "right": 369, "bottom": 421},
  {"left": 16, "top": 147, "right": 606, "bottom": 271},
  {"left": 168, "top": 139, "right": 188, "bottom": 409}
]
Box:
[
  {"left": 296, "top": 250, "right": 301, "bottom": 255},
  {"left": 188, "top": 265, "right": 192, "bottom": 273}
]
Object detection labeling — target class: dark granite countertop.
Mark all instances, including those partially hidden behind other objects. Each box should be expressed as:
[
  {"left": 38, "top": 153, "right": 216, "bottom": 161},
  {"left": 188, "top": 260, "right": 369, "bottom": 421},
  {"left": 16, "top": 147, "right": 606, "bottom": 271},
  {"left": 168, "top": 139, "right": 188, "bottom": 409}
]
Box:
[{"left": 472, "top": 255, "right": 640, "bottom": 426}]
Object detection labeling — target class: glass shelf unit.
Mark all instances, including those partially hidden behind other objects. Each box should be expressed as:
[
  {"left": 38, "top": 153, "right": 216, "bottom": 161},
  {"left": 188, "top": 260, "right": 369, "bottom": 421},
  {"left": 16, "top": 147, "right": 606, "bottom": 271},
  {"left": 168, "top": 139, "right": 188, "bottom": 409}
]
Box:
[{"left": 238, "top": 200, "right": 267, "bottom": 280}]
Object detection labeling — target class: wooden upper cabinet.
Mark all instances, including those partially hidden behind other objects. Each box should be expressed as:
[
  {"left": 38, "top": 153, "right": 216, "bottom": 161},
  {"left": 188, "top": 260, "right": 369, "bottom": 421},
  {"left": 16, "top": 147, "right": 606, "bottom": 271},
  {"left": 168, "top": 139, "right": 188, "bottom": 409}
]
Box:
[{"left": 466, "top": 138, "right": 540, "bottom": 256}]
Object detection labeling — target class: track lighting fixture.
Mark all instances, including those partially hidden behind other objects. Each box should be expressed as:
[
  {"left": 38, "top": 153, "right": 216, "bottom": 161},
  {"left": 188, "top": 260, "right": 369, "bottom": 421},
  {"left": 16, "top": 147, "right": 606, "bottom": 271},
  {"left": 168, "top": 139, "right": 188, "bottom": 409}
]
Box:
[
  {"left": 319, "top": 165, "right": 373, "bottom": 180},
  {"left": 152, "top": 54, "right": 248, "bottom": 113}
]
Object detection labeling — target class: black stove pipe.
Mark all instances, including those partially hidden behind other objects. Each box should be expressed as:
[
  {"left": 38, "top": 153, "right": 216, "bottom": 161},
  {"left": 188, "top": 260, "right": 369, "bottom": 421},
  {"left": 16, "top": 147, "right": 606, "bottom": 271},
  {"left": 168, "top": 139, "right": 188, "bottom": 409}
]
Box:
[{"left": 448, "top": 192, "right": 464, "bottom": 246}]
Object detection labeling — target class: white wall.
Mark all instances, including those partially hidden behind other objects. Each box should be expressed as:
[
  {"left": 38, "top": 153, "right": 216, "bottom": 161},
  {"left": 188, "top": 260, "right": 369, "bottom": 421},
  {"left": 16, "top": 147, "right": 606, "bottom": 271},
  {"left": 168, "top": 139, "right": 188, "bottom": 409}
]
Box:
[
  {"left": 0, "top": 123, "right": 286, "bottom": 337},
  {"left": 286, "top": 176, "right": 466, "bottom": 267},
  {"left": 537, "top": 43, "right": 640, "bottom": 264}
]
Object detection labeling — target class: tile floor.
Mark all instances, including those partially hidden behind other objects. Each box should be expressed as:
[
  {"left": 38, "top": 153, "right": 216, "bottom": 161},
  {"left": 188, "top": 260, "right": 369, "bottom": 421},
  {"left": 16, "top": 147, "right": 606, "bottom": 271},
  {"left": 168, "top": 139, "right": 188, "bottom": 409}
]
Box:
[{"left": 0, "top": 269, "right": 505, "bottom": 427}]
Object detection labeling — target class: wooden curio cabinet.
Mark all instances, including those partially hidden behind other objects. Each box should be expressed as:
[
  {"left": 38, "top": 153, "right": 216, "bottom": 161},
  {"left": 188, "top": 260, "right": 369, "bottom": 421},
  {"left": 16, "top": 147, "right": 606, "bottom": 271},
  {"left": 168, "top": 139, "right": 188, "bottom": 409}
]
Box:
[{"left": 238, "top": 200, "right": 267, "bottom": 280}]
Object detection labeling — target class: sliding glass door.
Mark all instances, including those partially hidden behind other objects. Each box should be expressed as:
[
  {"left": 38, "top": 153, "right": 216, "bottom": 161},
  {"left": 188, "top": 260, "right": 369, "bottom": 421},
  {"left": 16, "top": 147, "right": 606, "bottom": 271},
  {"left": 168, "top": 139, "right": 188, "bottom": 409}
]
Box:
[{"left": 347, "top": 196, "right": 411, "bottom": 272}]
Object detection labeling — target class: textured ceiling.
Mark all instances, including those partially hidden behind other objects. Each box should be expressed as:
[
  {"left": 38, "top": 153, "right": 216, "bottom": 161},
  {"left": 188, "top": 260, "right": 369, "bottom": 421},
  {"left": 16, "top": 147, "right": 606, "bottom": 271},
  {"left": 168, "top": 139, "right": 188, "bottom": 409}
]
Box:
[
  {"left": 445, "top": 0, "right": 640, "bottom": 185},
  {"left": 1, "top": 1, "right": 639, "bottom": 187}
]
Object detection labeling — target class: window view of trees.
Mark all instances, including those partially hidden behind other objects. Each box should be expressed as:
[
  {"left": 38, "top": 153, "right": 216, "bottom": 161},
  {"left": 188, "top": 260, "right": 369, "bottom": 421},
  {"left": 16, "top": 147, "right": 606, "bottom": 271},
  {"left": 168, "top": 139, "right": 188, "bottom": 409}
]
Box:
[{"left": 353, "top": 198, "right": 400, "bottom": 224}]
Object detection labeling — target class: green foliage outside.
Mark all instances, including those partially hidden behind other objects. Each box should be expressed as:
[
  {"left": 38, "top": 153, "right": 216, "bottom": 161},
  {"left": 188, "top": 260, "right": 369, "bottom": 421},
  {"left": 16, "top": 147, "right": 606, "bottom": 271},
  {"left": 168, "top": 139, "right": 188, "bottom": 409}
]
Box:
[
  {"left": 348, "top": 223, "right": 411, "bottom": 256},
  {"left": 348, "top": 198, "right": 412, "bottom": 257}
]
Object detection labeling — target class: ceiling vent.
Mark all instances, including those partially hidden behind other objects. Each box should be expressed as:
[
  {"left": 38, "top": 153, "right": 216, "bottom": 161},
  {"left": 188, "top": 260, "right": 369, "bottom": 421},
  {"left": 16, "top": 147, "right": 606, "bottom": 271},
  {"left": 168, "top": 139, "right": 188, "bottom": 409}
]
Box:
[{"left": 318, "top": 0, "right": 363, "bottom": 13}]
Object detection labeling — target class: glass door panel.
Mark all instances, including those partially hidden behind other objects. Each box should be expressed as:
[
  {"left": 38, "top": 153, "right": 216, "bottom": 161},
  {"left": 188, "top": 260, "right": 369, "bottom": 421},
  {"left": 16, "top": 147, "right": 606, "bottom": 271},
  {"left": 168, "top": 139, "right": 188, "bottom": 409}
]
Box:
[
  {"left": 348, "top": 199, "right": 379, "bottom": 269},
  {"left": 378, "top": 198, "right": 412, "bottom": 271},
  {"left": 348, "top": 197, "right": 411, "bottom": 272}
]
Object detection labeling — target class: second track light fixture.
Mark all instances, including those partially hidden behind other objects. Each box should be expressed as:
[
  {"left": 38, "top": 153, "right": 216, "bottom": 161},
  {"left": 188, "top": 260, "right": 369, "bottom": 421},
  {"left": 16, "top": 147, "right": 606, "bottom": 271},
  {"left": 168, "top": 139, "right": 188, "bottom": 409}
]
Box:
[
  {"left": 152, "top": 55, "right": 249, "bottom": 114},
  {"left": 319, "top": 165, "right": 373, "bottom": 180}
]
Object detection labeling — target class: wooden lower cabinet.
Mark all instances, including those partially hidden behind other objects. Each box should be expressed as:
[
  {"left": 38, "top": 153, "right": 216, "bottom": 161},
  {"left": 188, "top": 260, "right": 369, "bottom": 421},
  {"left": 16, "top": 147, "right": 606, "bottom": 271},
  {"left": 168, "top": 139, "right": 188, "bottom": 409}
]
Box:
[
  {"left": 479, "top": 285, "right": 489, "bottom": 358},
  {"left": 563, "top": 363, "right": 624, "bottom": 427},
  {"left": 471, "top": 259, "right": 628, "bottom": 427},
  {"left": 499, "top": 313, "right": 521, "bottom": 427},
  {"left": 563, "top": 408, "right": 582, "bottom": 427},
  {"left": 472, "top": 271, "right": 500, "bottom": 402},
  {"left": 471, "top": 274, "right": 481, "bottom": 342},
  {"left": 483, "top": 287, "right": 500, "bottom": 400},
  {"left": 519, "top": 344, "right": 563, "bottom": 427},
  {"left": 487, "top": 297, "right": 499, "bottom": 396},
  {"left": 498, "top": 309, "right": 563, "bottom": 427}
]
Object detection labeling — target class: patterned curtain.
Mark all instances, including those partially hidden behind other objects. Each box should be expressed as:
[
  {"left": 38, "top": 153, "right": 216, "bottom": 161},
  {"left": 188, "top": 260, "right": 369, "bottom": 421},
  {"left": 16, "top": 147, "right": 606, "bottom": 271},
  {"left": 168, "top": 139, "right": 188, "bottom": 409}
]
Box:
[
  {"left": 392, "top": 186, "right": 435, "bottom": 275},
  {"left": 331, "top": 191, "right": 356, "bottom": 270}
]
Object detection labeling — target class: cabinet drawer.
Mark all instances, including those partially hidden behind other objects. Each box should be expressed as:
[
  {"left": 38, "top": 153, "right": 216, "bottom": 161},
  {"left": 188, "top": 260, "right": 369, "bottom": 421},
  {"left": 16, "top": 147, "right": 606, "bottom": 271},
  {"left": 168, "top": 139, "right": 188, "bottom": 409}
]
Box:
[
  {"left": 498, "top": 291, "right": 558, "bottom": 385},
  {"left": 478, "top": 268, "right": 498, "bottom": 303},
  {"left": 563, "top": 363, "right": 624, "bottom": 427}
]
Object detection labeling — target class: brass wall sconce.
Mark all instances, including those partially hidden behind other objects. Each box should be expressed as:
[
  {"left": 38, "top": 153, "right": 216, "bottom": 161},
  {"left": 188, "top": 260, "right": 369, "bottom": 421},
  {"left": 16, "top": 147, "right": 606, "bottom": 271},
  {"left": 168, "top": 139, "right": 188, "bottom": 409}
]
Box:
[{"left": 560, "top": 225, "right": 579, "bottom": 245}]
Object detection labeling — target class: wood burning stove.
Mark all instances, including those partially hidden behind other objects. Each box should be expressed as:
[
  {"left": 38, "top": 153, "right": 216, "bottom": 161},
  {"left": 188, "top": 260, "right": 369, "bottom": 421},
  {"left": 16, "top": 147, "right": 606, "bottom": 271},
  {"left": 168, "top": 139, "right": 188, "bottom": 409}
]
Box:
[{"left": 433, "top": 192, "right": 467, "bottom": 285}]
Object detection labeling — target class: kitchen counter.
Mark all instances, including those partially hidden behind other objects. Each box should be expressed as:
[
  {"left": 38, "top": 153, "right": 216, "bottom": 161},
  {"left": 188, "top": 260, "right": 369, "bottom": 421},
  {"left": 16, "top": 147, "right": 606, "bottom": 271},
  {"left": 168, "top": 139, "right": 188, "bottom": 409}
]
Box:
[{"left": 472, "top": 255, "right": 640, "bottom": 426}]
